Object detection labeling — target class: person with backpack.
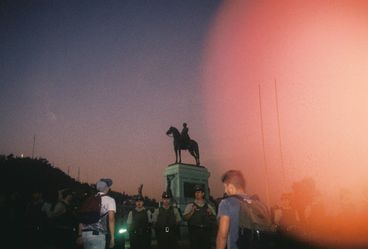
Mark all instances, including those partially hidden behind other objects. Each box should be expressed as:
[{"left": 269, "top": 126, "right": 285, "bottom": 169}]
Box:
[
  {"left": 216, "top": 170, "right": 274, "bottom": 249},
  {"left": 183, "top": 184, "right": 216, "bottom": 249},
  {"left": 151, "top": 191, "right": 181, "bottom": 249},
  {"left": 127, "top": 195, "right": 152, "bottom": 249},
  {"left": 78, "top": 179, "right": 116, "bottom": 249}
]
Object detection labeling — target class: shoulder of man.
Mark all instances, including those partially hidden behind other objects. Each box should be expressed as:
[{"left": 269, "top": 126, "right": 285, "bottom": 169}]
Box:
[
  {"left": 185, "top": 202, "right": 194, "bottom": 208},
  {"left": 101, "top": 195, "right": 116, "bottom": 212},
  {"left": 217, "top": 196, "right": 242, "bottom": 214},
  {"left": 183, "top": 203, "right": 194, "bottom": 214}
]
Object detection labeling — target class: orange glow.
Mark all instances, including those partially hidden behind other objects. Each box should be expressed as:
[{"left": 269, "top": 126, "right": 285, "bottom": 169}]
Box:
[{"left": 202, "top": 0, "right": 368, "bottom": 246}]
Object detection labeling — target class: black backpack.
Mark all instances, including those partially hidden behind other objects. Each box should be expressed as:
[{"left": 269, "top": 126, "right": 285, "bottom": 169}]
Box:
[
  {"left": 78, "top": 194, "right": 105, "bottom": 225},
  {"left": 231, "top": 195, "right": 275, "bottom": 249}
]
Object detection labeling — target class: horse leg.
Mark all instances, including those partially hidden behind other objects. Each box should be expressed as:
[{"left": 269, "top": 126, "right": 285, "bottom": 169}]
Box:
[
  {"left": 188, "top": 148, "right": 197, "bottom": 165},
  {"left": 178, "top": 149, "right": 182, "bottom": 163},
  {"left": 174, "top": 148, "right": 178, "bottom": 164}
]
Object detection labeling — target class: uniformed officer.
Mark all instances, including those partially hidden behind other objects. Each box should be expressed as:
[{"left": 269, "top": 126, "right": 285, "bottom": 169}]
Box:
[
  {"left": 127, "top": 195, "right": 152, "bottom": 249},
  {"left": 152, "top": 192, "right": 181, "bottom": 249},
  {"left": 183, "top": 185, "right": 216, "bottom": 249}
]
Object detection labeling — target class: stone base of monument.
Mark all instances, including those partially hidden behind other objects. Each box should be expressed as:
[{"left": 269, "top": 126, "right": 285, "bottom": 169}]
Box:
[{"left": 163, "top": 163, "right": 210, "bottom": 213}]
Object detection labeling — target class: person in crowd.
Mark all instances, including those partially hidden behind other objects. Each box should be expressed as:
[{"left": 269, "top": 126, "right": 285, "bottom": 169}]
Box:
[
  {"left": 24, "top": 189, "right": 49, "bottom": 249},
  {"left": 78, "top": 179, "right": 116, "bottom": 249},
  {"left": 152, "top": 191, "right": 181, "bottom": 249},
  {"left": 183, "top": 184, "right": 216, "bottom": 249},
  {"left": 127, "top": 195, "right": 152, "bottom": 249},
  {"left": 274, "top": 193, "right": 300, "bottom": 233},
  {"left": 48, "top": 188, "right": 77, "bottom": 249},
  {"left": 216, "top": 170, "right": 247, "bottom": 249}
]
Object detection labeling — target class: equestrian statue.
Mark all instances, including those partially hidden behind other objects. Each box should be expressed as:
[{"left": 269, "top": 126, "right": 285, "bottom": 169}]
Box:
[{"left": 166, "top": 123, "right": 200, "bottom": 166}]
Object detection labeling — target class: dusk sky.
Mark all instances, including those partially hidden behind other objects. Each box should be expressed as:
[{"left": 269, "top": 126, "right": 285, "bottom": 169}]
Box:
[
  {"left": 1, "top": 0, "right": 222, "bottom": 198},
  {"left": 2, "top": 0, "right": 368, "bottom": 222}
]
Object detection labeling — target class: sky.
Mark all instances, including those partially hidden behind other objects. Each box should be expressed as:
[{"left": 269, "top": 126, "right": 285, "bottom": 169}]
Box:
[
  {"left": 203, "top": 0, "right": 368, "bottom": 205},
  {"left": 1, "top": 0, "right": 223, "bottom": 198},
  {"left": 2, "top": 0, "right": 368, "bottom": 221}
]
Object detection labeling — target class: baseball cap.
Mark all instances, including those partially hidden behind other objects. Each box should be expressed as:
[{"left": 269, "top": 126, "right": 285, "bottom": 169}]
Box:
[{"left": 193, "top": 184, "right": 204, "bottom": 192}]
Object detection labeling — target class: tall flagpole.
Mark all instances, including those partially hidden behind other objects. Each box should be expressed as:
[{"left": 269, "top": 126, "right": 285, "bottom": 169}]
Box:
[
  {"left": 258, "top": 84, "right": 271, "bottom": 207},
  {"left": 274, "top": 80, "right": 287, "bottom": 191}
]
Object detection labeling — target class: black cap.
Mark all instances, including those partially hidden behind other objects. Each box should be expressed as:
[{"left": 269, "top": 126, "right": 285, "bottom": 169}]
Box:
[
  {"left": 135, "top": 195, "right": 144, "bottom": 201},
  {"left": 162, "top": 191, "right": 171, "bottom": 199},
  {"left": 193, "top": 184, "right": 204, "bottom": 192}
]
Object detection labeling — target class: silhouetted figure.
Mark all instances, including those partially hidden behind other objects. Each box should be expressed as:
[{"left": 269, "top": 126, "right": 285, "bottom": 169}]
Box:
[
  {"left": 274, "top": 193, "right": 301, "bottom": 249},
  {"left": 24, "top": 190, "right": 49, "bottom": 249},
  {"left": 138, "top": 184, "right": 143, "bottom": 196},
  {"left": 48, "top": 189, "right": 77, "bottom": 249},
  {"left": 181, "top": 123, "right": 191, "bottom": 149},
  {"left": 166, "top": 126, "right": 200, "bottom": 166},
  {"left": 166, "top": 175, "right": 174, "bottom": 200}
]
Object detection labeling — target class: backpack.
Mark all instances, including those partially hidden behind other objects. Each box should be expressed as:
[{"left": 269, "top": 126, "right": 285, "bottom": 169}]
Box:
[
  {"left": 231, "top": 195, "right": 275, "bottom": 248},
  {"left": 78, "top": 194, "right": 105, "bottom": 225}
]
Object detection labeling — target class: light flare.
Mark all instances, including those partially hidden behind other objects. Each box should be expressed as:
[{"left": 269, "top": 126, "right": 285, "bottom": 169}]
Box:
[{"left": 202, "top": 0, "right": 368, "bottom": 246}]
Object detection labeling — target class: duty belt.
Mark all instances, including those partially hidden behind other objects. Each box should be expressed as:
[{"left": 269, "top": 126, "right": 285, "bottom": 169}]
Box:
[
  {"left": 189, "top": 224, "right": 208, "bottom": 229},
  {"left": 82, "top": 229, "right": 101, "bottom": 235},
  {"left": 158, "top": 226, "right": 172, "bottom": 233}
]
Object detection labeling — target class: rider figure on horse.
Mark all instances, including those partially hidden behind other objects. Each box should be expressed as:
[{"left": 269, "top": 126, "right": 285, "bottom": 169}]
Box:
[{"left": 181, "top": 122, "right": 191, "bottom": 149}]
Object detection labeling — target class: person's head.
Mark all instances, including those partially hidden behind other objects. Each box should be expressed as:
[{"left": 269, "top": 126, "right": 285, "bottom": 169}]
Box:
[
  {"left": 280, "top": 193, "right": 292, "bottom": 208},
  {"left": 31, "top": 190, "right": 43, "bottom": 202},
  {"left": 135, "top": 195, "right": 144, "bottom": 208},
  {"left": 221, "top": 170, "right": 246, "bottom": 195},
  {"left": 193, "top": 185, "right": 205, "bottom": 200},
  {"left": 61, "top": 189, "right": 73, "bottom": 202},
  {"left": 96, "top": 178, "right": 113, "bottom": 194},
  {"left": 183, "top": 122, "right": 187, "bottom": 127},
  {"left": 161, "top": 191, "right": 171, "bottom": 207}
]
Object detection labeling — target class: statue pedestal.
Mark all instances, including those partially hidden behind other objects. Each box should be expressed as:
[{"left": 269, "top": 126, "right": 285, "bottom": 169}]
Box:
[{"left": 164, "top": 163, "right": 210, "bottom": 212}]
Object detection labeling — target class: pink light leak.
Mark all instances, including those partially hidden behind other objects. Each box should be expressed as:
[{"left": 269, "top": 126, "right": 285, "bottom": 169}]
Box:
[{"left": 202, "top": 0, "right": 368, "bottom": 246}]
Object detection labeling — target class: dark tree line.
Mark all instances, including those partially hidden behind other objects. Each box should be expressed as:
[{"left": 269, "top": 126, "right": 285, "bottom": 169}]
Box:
[{"left": 0, "top": 154, "right": 157, "bottom": 207}]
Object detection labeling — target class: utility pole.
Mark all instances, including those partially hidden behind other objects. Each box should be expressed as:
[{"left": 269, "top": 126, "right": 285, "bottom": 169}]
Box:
[
  {"left": 274, "top": 79, "right": 287, "bottom": 191},
  {"left": 258, "top": 84, "right": 271, "bottom": 208}
]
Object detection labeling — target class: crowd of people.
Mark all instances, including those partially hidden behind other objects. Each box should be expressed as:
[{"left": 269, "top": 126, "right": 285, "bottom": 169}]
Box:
[{"left": 3, "top": 169, "right": 368, "bottom": 249}]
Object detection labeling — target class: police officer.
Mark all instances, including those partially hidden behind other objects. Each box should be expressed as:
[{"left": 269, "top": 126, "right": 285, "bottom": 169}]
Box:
[
  {"left": 152, "top": 192, "right": 181, "bottom": 249},
  {"left": 183, "top": 185, "right": 216, "bottom": 249},
  {"left": 127, "top": 195, "right": 152, "bottom": 249}
]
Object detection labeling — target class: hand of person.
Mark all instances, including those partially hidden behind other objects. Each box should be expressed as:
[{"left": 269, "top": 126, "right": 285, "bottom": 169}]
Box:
[
  {"left": 207, "top": 207, "right": 213, "bottom": 215},
  {"left": 191, "top": 205, "right": 198, "bottom": 213},
  {"left": 76, "top": 236, "right": 83, "bottom": 246}
]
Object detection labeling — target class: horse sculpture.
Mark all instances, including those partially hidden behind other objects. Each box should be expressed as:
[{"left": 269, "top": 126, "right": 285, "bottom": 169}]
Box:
[{"left": 166, "top": 126, "right": 200, "bottom": 166}]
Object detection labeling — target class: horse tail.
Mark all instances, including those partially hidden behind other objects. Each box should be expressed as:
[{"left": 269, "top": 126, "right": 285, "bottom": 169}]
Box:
[{"left": 195, "top": 142, "right": 200, "bottom": 160}]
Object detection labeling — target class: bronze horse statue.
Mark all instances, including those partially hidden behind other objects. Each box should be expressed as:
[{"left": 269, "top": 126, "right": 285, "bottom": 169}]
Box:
[{"left": 166, "top": 126, "right": 200, "bottom": 166}]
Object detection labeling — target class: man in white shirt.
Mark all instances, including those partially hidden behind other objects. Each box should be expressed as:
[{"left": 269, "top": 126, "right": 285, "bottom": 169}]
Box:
[{"left": 79, "top": 179, "right": 116, "bottom": 249}]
